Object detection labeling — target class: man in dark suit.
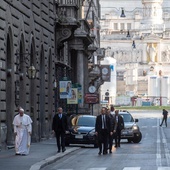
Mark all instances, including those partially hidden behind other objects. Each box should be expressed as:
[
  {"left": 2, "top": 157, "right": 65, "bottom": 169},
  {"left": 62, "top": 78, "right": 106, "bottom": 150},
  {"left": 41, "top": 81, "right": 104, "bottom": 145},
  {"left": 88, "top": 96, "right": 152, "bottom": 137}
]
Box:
[
  {"left": 106, "top": 107, "right": 116, "bottom": 153},
  {"left": 95, "top": 107, "right": 113, "bottom": 155},
  {"left": 160, "top": 109, "right": 168, "bottom": 127},
  {"left": 52, "top": 107, "right": 68, "bottom": 153},
  {"left": 114, "top": 110, "right": 124, "bottom": 148}
]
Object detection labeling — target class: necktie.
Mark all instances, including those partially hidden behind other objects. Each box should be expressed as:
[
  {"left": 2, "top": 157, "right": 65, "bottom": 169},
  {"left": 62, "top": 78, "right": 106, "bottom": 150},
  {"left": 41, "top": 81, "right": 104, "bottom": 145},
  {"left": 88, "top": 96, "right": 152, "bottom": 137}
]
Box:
[
  {"left": 116, "top": 116, "right": 118, "bottom": 123},
  {"left": 59, "top": 114, "right": 62, "bottom": 119},
  {"left": 102, "top": 115, "right": 106, "bottom": 129}
]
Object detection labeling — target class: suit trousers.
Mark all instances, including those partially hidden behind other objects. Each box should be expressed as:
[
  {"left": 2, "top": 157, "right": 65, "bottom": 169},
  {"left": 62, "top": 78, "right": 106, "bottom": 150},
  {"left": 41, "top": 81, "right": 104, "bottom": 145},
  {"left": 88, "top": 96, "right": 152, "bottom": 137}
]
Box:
[
  {"left": 98, "top": 129, "right": 108, "bottom": 153},
  {"left": 55, "top": 130, "right": 65, "bottom": 151},
  {"left": 115, "top": 129, "right": 121, "bottom": 146},
  {"left": 108, "top": 134, "right": 113, "bottom": 151},
  {"left": 160, "top": 116, "right": 167, "bottom": 127}
]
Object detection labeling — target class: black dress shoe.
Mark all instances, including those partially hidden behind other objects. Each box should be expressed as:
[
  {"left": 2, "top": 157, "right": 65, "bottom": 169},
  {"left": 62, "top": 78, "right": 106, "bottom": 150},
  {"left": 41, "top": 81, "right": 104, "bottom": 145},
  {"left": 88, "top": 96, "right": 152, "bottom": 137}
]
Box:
[
  {"left": 103, "top": 151, "right": 108, "bottom": 155},
  {"left": 15, "top": 153, "right": 20, "bottom": 155},
  {"left": 109, "top": 150, "right": 112, "bottom": 153},
  {"left": 62, "top": 148, "right": 66, "bottom": 152},
  {"left": 21, "top": 154, "right": 26, "bottom": 156},
  {"left": 98, "top": 151, "right": 101, "bottom": 155}
]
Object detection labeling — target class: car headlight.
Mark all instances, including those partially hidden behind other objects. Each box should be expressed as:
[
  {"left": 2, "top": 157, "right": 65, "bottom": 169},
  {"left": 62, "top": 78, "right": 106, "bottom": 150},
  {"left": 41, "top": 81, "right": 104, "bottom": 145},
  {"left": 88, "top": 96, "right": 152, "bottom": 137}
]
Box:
[
  {"left": 89, "top": 129, "right": 95, "bottom": 136},
  {"left": 132, "top": 125, "right": 139, "bottom": 130}
]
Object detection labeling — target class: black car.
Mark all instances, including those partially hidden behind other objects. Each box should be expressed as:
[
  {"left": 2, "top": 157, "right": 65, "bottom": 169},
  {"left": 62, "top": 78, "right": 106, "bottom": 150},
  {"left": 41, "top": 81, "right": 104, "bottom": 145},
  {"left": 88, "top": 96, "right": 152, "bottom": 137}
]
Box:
[
  {"left": 65, "top": 114, "right": 98, "bottom": 148},
  {"left": 119, "top": 111, "right": 142, "bottom": 143}
]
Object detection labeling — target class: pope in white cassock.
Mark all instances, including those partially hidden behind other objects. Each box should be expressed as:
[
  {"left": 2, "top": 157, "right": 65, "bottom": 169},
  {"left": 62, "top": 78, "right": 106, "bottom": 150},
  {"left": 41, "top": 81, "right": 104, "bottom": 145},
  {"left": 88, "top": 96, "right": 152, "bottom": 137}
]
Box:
[{"left": 13, "top": 107, "right": 33, "bottom": 155}]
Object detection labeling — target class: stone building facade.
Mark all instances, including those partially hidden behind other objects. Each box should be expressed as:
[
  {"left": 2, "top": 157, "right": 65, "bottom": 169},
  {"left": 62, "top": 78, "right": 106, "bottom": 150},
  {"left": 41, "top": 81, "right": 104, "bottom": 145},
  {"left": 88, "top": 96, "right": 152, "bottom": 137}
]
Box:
[
  {"left": 0, "top": 0, "right": 102, "bottom": 149},
  {"left": 0, "top": 0, "right": 56, "bottom": 148},
  {"left": 54, "top": 0, "right": 103, "bottom": 115},
  {"left": 100, "top": 0, "right": 170, "bottom": 106}
]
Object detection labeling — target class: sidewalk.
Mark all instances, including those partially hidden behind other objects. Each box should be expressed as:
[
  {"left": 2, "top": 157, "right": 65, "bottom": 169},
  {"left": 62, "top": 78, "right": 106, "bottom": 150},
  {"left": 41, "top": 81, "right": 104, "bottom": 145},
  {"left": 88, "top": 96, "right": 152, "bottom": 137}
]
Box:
[{"left": 0, "top": 137, "right": 80, "bottom": 170}]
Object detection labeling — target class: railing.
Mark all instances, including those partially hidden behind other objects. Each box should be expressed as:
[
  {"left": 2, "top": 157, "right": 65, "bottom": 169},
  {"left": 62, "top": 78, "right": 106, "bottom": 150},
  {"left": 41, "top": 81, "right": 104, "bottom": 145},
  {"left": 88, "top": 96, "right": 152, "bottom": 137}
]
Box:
[{"left": 55, "top": 0, "right": 78, "bottom": 5}]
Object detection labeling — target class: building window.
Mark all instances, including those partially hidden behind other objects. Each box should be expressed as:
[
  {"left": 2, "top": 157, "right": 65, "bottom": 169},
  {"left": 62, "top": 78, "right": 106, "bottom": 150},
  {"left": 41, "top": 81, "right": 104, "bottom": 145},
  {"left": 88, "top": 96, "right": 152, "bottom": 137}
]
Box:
[
  {"left": 114, "top": 23, "right": 118, "bottom": 30},
  {"left": 127, "top": 23, "right": 131, "bottom": 30},
  {"left": 120, "top": 23, "right": 124, "bottom": 30}
]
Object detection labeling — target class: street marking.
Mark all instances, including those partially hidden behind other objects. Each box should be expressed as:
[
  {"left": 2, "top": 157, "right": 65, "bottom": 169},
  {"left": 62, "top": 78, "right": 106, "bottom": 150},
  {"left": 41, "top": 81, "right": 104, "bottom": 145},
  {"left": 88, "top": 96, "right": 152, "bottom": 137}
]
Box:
[
  {"left": 141, "top": 126, "right": 147, "bottom": 128},
  {"left": 123, "top": 168, "right": 140, "bottom": 170},
  {"left": 87, "top": 168, "right": 107, "bottom": 170},
  {"left": 57, "top": 167, "right": 170, "bottom": 170},
  {"left": 157, "top": 118, "right": 162, "bottom": 167},
  {"left": 160, "top": 127, "right": 170, "bottom": 166}
]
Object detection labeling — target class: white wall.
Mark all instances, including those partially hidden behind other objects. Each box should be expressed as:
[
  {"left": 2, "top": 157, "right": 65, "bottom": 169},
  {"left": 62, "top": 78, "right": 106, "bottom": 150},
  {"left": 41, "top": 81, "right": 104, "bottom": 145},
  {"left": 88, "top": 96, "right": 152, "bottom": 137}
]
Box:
[{"left": 100, "top": 56, "right": 116, "bottom": 105}]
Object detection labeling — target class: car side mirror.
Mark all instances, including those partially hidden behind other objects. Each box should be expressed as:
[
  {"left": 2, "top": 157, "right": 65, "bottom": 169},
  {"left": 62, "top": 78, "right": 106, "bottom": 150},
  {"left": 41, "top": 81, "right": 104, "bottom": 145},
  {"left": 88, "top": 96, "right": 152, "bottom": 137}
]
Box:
[{"left": 135, "top": 119, "right": 139, "bottom": 122}]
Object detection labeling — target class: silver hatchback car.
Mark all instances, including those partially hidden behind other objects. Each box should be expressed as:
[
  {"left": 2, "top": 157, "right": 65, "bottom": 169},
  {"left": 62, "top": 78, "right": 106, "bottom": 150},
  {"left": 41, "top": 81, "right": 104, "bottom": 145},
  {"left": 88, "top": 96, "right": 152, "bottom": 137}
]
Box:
[{"left": 119, "top": 111, "right": 142, "bottom": 143}]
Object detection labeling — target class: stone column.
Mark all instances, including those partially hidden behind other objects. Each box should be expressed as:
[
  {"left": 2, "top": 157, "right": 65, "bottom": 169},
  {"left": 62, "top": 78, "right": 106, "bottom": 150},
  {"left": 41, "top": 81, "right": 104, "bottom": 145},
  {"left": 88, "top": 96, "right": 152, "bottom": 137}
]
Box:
[
  {"left": 157, "top": 43, "right": 161, "bottom": 63},
  {"left": 142, "top": 43, "right": 148, "bottom": 64},
  {"left": 77, "top": 50, "right": 84, "bottom": 108}
]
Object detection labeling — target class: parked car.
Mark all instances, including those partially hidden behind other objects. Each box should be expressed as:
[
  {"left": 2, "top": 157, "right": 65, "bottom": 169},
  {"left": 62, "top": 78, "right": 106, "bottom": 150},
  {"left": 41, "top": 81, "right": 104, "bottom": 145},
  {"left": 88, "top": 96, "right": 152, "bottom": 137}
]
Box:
[
  {"left": 65, "top": 114, "right": 98, "bottom": 148},
  {"left": 119, "top": 111, "right": 142, "bottom": 143}
]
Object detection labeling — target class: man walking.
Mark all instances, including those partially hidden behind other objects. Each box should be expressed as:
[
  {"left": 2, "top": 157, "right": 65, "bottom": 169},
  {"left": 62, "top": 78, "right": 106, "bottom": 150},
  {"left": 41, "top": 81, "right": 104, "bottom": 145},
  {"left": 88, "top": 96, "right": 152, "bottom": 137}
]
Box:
[
  {"left": 52, "top": 107, "right": 68, "bottom": 153},
  {"left": 95, "top": 107, "right": 113, "bottom": 155},
  {"left": 13, "top": 107, "right": 33, "bottom": 155},
  {"left": 160, "top": 109, "right": 168, "bottom": 127},
  {"left": 114, "top": 110, "right": 124, "bottom": 148},
  {"left": 106, "top": 107, "right": 116, "bottom": 153}
]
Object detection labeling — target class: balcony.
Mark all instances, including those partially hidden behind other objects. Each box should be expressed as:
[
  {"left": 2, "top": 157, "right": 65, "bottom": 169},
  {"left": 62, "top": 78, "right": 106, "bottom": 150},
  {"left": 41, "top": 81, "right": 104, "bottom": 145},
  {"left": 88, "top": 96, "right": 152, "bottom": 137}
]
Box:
[
  {"left": 55, "top": 1, "right": 80, "bottom": 51},
  {"left": 74, "top": 19, "right": 94, "bottom": 46},
  {"left": 55, "top": 1, "right": 79, "bottom": 26}
]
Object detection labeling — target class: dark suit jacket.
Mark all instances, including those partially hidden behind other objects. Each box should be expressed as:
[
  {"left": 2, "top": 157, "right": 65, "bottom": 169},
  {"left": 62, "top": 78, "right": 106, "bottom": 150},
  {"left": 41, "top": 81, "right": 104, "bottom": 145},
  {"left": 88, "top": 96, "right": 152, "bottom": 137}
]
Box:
[
  {"left": 109, "top": 114, "right": 116, "bottom": 131},
  {"left": 95, "top": 114, "right": 112, "bottom": 133},
  {"left": 114, "top": 115, "right": 124, "bottom": 131},
  {"left": 163, "top": 109, "right": 168, "bottom": 118},
  {"left": 52, "top": 113, "right": 68, "bottom": 132}
]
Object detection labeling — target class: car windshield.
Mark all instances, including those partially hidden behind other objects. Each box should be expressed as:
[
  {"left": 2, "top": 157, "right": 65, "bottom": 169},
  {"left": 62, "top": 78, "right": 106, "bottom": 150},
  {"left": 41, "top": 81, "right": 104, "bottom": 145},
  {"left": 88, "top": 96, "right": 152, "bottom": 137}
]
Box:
[
  {"left": 76, "top": 116, "right": 96, "bottom": 127},
  {"left": 120, "top": 113, "right": 134, "bottom": 122}
]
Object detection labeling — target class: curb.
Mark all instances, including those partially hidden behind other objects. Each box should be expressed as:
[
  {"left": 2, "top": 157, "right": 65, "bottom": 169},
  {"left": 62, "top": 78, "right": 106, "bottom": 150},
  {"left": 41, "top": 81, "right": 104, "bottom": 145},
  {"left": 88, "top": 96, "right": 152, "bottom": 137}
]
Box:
[{"left": 29, "top": 147, "right": 80, "bottom": 170}]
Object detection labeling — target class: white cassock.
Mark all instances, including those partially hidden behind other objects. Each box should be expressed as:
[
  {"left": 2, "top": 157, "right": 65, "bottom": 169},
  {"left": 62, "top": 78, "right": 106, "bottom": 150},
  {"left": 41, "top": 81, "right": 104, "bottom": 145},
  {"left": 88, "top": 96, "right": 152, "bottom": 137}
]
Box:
[{"left": 13, "top": 114, "right": 33, "bottom": 155}]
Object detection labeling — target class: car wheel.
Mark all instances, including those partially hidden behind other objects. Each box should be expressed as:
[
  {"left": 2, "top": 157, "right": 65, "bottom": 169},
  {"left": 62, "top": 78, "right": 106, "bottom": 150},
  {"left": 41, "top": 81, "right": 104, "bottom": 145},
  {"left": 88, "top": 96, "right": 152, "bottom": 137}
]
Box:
[{"left": 133, "top": 132, "right": 142, "bottom": 143}]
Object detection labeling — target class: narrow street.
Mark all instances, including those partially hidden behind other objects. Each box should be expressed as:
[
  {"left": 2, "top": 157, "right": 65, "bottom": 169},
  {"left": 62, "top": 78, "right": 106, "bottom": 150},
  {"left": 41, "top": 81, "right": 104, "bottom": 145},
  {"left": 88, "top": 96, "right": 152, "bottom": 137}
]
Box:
[{"left": 41, "top": 110, "right": 170, "bottom": 170}]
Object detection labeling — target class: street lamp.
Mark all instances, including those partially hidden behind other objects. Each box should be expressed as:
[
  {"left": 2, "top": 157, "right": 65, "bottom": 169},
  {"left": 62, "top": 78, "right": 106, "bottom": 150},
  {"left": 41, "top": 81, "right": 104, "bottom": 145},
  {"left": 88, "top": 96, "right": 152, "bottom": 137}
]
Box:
[
  {"left": 120, "top": 7, "right": 126, "bottom": 17},
  {"left": 15, "top": 50, "right": 37, "bottom": 79},
  {"left": 27, "top": 65, "right": 36, "bottom": 79},
  {"left": 101, "top": 7, "right": 126, "bottom": 18},
  {"left": 132, "top": 40, "right": 136, "bottom": 49}
]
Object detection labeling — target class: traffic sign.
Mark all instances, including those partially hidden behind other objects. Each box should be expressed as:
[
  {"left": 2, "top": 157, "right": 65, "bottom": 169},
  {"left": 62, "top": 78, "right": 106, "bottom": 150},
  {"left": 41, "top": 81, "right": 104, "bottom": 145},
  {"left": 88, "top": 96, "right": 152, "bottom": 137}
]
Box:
[{"left": 84, "top": 93, "right": 99, "bottom": 104}]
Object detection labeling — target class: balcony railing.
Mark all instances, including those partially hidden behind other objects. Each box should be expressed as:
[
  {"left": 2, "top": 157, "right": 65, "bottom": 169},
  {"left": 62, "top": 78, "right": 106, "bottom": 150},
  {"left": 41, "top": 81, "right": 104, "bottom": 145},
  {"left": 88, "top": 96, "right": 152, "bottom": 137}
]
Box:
[{"left": 55, "top": 0, "right": 78, "bottom": 5}]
